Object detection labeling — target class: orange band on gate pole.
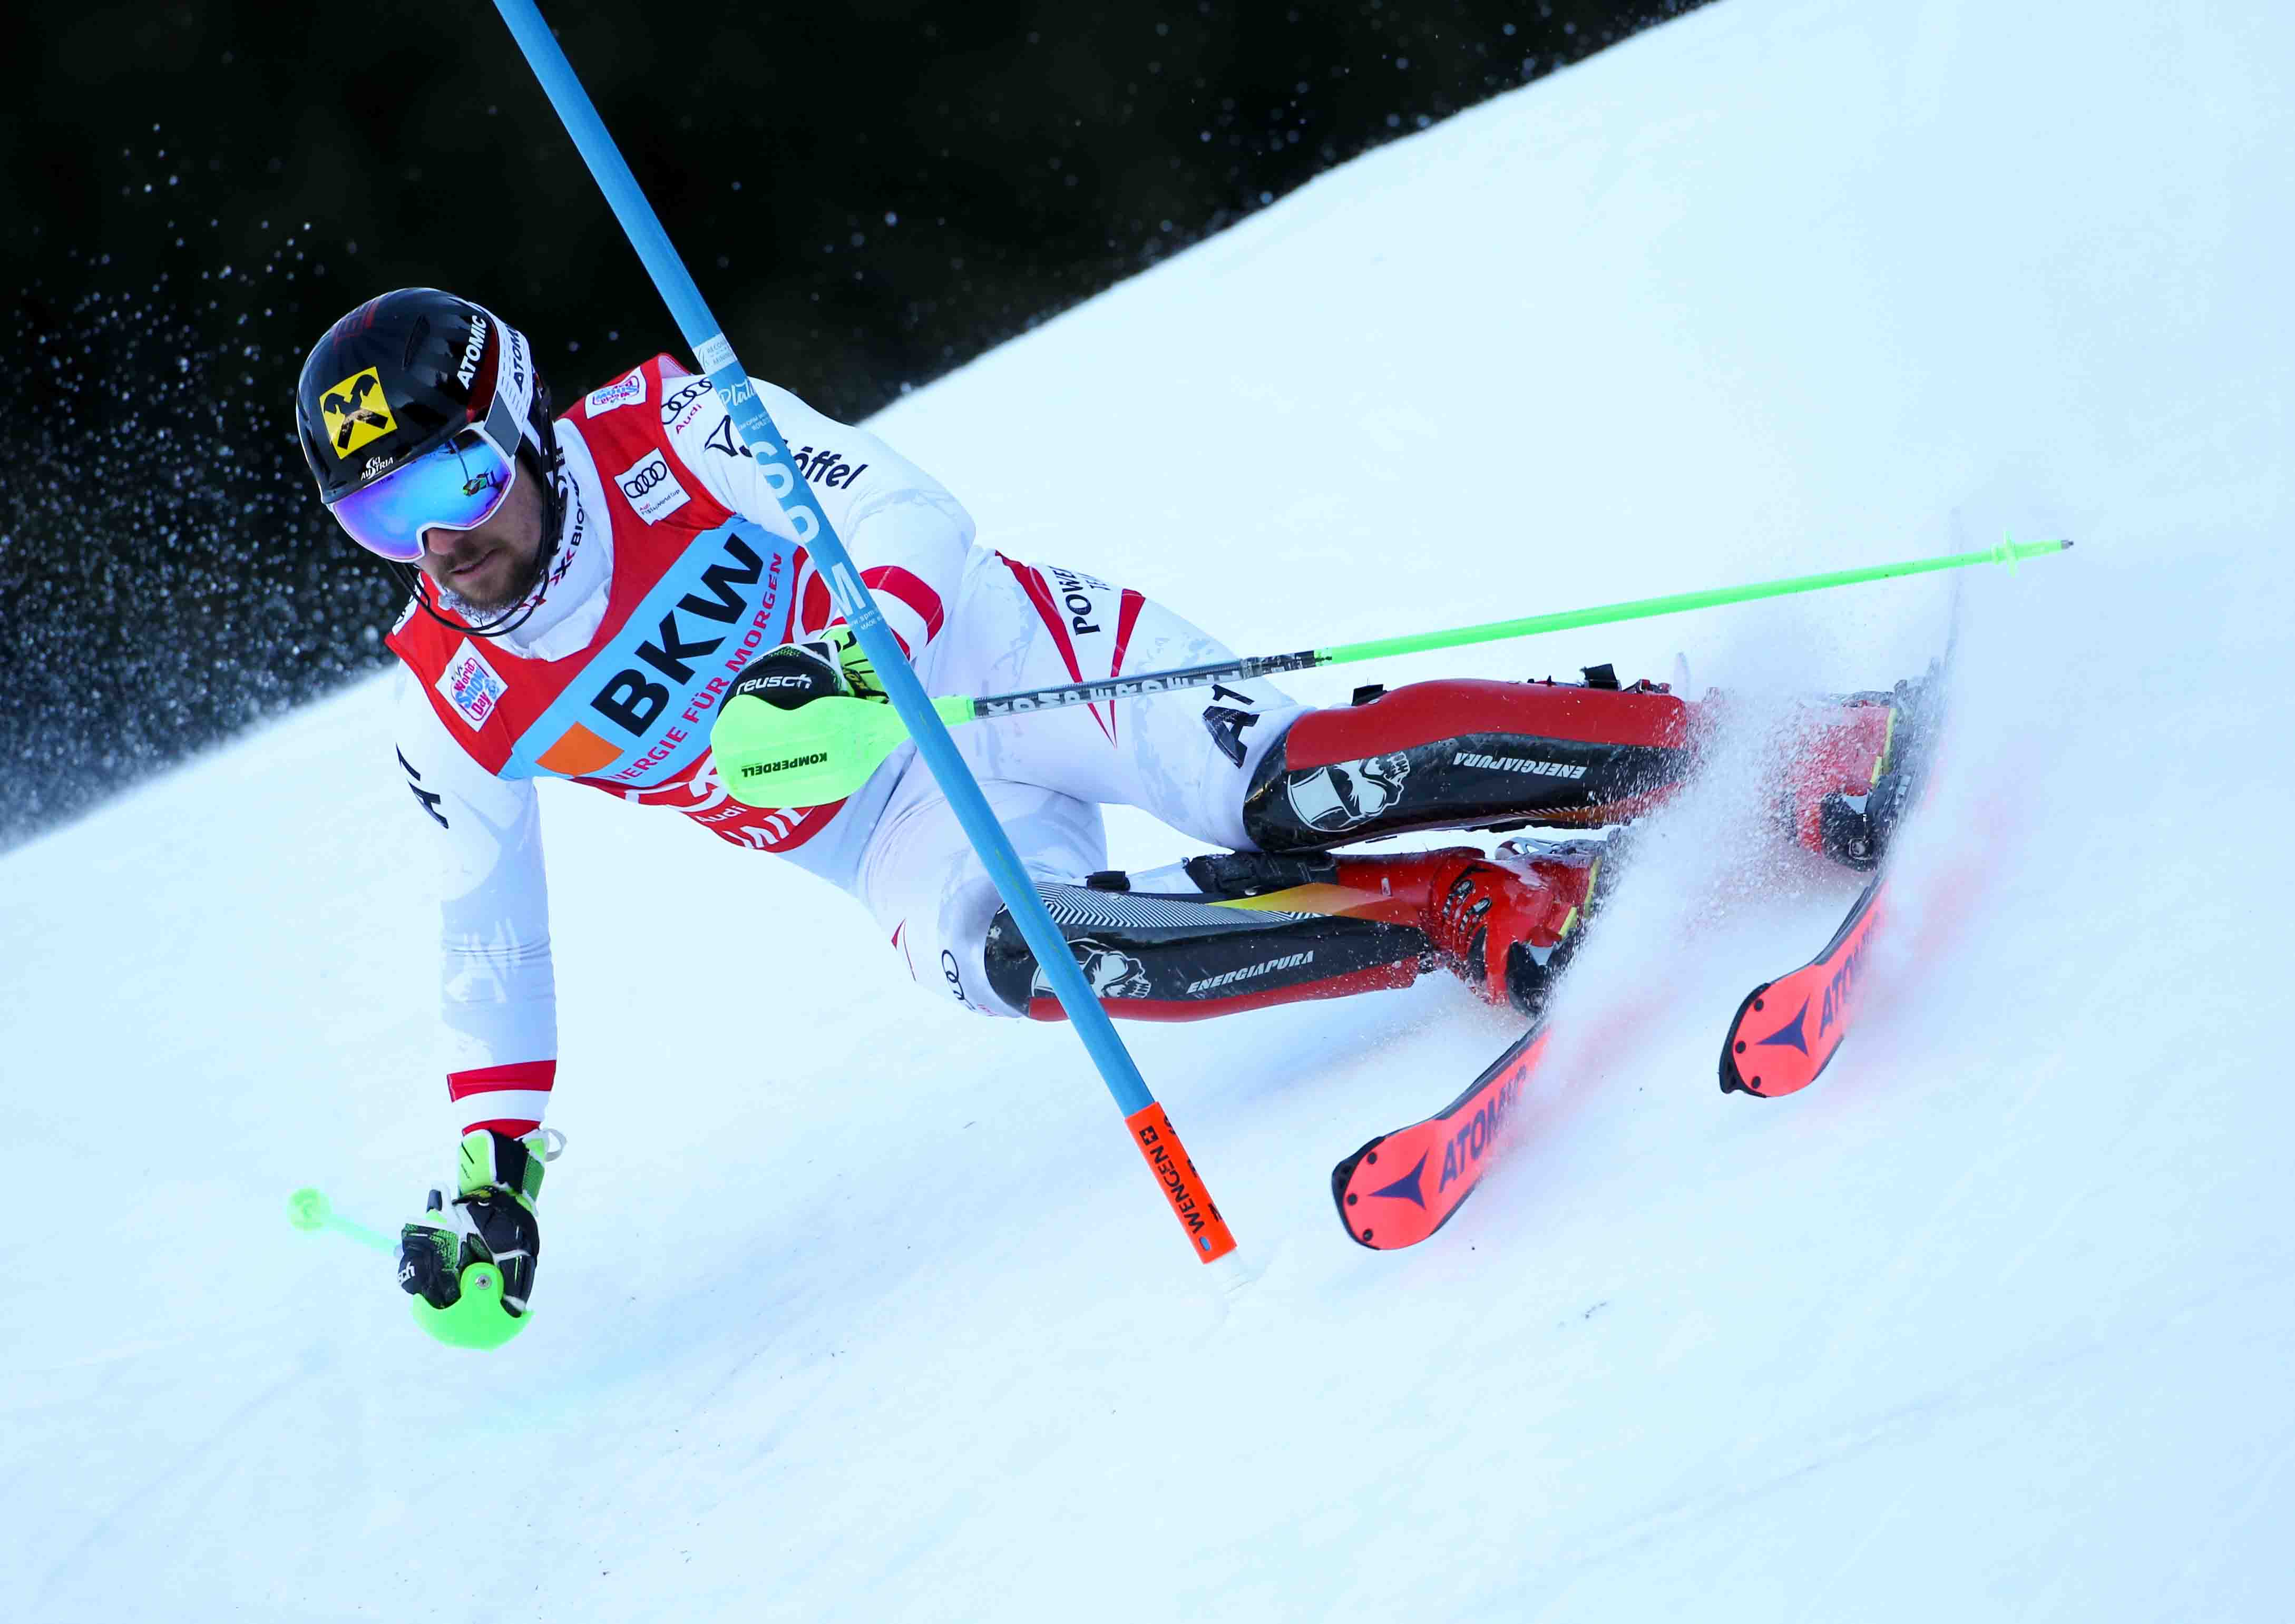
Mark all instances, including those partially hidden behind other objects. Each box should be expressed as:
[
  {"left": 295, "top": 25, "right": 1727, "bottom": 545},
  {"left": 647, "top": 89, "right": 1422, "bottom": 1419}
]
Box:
[{"left": 1126, "top": 1102, "right": 1238, "bottom": 1262}]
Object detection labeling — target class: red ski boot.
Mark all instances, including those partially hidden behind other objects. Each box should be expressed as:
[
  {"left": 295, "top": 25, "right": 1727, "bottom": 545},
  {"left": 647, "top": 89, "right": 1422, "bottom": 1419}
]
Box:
[
  {"left": 1781, "top": 697, "right": 1899, "bottom": 867},
  {"left": 1782, "top": 663, "right": 1950, "bottom": 871},
  {"left": 1411, "top": 840, "right": 1608, "bottom": 1018}
]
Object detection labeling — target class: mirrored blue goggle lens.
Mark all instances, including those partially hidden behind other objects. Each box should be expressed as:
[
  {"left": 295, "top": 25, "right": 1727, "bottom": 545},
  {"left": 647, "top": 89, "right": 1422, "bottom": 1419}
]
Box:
[{"left": 329, "top": 432, "right": 515, "bottom": 563}]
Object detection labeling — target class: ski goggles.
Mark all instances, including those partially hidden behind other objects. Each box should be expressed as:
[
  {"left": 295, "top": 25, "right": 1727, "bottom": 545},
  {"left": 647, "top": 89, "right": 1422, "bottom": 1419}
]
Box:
[{"left": 327, "top": 388, "right": 524, "bottom": 563}]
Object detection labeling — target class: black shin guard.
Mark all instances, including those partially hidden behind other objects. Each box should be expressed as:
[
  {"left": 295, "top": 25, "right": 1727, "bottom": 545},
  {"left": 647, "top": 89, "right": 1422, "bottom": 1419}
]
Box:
[{"left": 982, "top": 855, "right": 1430, "bottom": 1020}]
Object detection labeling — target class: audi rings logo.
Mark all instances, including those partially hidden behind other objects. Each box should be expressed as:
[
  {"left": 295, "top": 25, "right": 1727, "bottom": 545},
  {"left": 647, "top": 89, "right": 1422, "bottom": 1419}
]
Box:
[{"left": 613, "top": 451, "right": 691, "bottom": 524}]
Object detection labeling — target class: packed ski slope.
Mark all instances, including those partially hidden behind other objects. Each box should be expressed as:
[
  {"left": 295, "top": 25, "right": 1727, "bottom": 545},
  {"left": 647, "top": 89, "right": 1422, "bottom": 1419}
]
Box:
[{"left": 8, "top": 1, "right": 2291, "bottom": 1617}]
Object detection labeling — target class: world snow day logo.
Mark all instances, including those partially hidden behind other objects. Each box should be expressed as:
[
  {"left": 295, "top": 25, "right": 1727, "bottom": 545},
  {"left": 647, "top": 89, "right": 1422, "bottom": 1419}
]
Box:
[
  {"left": 586, "top": 370, "right": 648, "bottom": 415},
  {"left": 436, "top": 640, "right": 509, "bottom": 730}
]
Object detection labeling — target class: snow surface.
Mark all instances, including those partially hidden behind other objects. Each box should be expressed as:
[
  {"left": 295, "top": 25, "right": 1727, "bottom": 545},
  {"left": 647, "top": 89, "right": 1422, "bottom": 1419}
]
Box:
[{"left": 8, "top": 1, "right": 2292, "bottom": 1617}]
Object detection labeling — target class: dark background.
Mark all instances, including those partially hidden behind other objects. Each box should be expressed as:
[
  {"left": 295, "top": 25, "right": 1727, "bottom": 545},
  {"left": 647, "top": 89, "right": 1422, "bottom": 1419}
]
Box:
[{"left": 1, "top": 0, "right": 1703, "bottom": 849}]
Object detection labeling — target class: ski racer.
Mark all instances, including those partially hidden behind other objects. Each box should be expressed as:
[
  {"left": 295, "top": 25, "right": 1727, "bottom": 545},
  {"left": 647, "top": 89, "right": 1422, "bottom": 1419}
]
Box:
[{"left": 295, "top": 288, "right": 1915, "bottom": 1328}]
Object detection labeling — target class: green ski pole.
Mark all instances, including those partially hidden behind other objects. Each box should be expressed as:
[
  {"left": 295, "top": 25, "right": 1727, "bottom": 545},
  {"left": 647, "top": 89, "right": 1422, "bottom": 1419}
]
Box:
[{"left": 715, "top": 535, "right": 2072, "bottom": 808}]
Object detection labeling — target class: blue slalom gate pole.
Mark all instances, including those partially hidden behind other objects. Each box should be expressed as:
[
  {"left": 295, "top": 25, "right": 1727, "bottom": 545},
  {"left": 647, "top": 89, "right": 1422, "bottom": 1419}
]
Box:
[{"left": 492, "top": 0, "right": 1236, "bottom": 1263}]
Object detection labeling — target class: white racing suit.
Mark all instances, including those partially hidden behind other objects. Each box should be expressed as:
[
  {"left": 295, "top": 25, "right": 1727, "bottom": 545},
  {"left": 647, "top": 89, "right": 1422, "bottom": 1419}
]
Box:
[{"left": 391, "top": 355, "right": 1303, "bottom": 1136}]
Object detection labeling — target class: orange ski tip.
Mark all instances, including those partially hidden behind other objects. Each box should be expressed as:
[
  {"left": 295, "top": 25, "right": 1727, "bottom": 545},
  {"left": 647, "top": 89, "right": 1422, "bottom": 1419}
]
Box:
[
  {"left": 1126, "top": 1102, "right": 1238, "bottom": 1262},
  {"left": 1720, "top": 885, "right": 1889, "bottom": 1097},
  {"left": 1332, "top": 1025, "right": 1549, "bottom": 1249}
]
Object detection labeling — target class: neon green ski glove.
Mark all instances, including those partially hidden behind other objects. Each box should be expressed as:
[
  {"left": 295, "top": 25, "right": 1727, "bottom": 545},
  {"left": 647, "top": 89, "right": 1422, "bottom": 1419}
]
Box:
[{"left": 398, "top": 1128, "right": 554, "bottom": 1348}]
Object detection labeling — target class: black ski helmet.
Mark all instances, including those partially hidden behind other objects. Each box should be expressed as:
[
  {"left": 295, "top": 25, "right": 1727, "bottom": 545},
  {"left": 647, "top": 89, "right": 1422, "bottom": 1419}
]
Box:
[{"left": 295, "top": 288, "right": 565, "bottom": 635}]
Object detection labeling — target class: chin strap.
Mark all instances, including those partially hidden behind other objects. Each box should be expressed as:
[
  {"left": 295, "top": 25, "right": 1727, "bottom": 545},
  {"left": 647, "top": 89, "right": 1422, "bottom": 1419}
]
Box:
[
  {"left": 382, "top": 370, "right": 571, "bottom": 641},
  {"left": 389, "top": 433, "right": 571, "bottom": 640}
]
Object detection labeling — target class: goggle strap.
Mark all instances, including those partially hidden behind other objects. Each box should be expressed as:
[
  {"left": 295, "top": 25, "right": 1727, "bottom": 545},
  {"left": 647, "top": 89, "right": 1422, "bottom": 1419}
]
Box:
[{"left": 480, "top": 379, "right": 522, "bottom": 466}]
